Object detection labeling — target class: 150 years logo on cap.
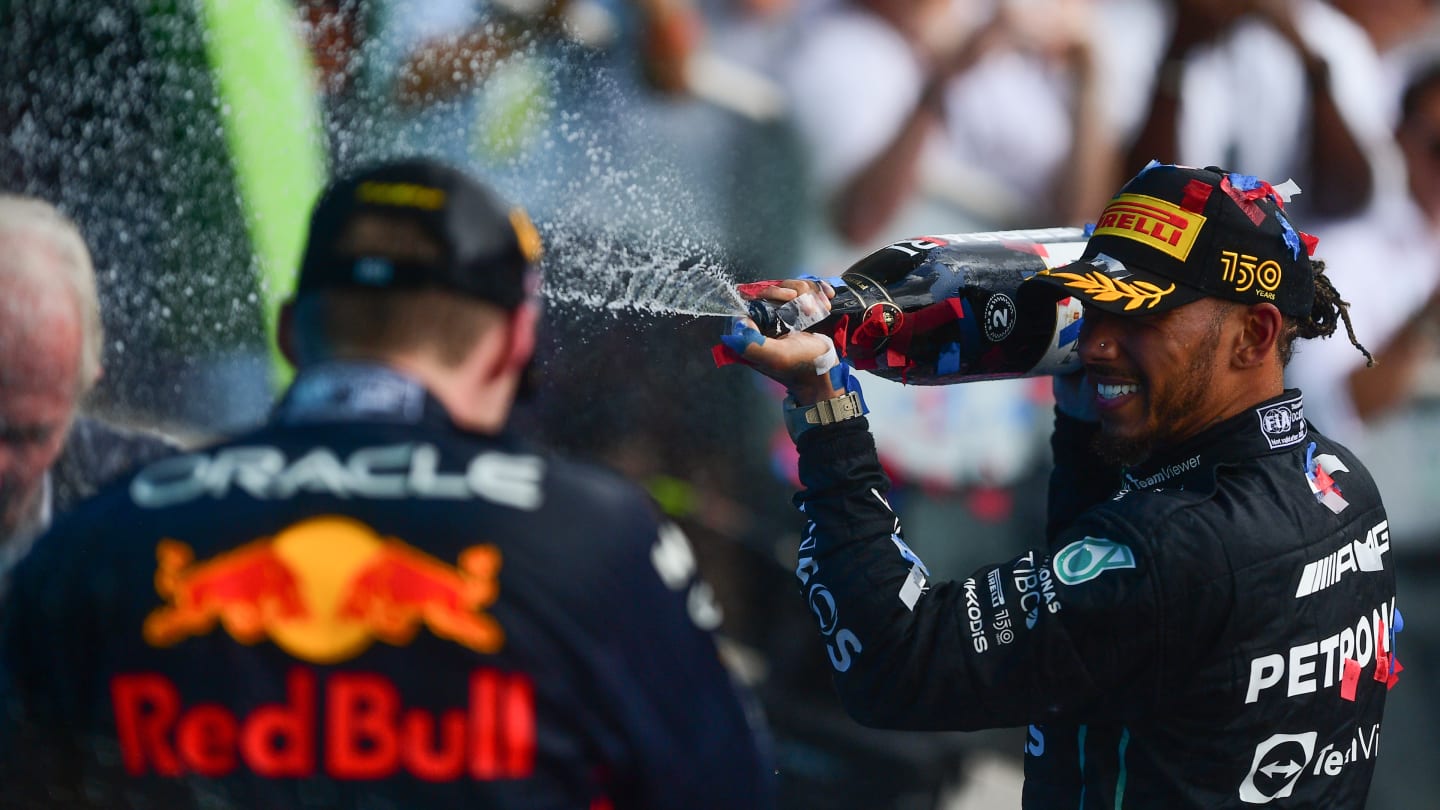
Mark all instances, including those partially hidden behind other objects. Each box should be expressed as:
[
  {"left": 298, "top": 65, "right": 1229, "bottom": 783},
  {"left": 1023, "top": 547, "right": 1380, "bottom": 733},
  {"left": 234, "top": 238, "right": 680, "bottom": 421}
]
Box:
[{"left": 1220, "top": 250, "right": 1283, "bottom": 300}]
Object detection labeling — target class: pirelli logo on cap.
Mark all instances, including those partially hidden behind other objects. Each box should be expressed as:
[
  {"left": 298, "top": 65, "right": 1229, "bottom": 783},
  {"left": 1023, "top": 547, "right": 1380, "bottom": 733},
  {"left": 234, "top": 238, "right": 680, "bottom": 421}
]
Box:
[
  {"left": 1093, "top": 193, "right": 1205, "bottom": 261},
  {"left": 355, "top": 181, "right": 447, "bottom": 210}
]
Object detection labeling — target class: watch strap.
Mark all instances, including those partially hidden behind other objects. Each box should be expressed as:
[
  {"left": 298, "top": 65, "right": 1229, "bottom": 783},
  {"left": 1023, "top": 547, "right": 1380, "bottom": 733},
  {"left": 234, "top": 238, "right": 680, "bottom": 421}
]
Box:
[{"left": 784, "top": 390, "right": 867, "bottom": 441}]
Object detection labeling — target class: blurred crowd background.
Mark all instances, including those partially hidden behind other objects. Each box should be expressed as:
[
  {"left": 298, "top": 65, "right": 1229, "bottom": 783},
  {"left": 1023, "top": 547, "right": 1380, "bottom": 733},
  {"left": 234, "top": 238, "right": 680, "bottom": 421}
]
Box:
[{"left": 3, "top": 0, "right": 1440, "bottom": 806}]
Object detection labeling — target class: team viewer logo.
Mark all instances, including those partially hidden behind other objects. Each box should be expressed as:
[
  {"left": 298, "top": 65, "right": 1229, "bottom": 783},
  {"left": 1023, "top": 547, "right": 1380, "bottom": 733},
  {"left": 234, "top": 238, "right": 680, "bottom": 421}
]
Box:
[
  {"left": 1053, "top": 537, "right": 1136, "bottom": 585},
  {"left": 1092, "top": 193, "right": 1206, "bottom": 261},
  {"left": 1239, "top": 732, "right": 1317, "bottom": 804}
]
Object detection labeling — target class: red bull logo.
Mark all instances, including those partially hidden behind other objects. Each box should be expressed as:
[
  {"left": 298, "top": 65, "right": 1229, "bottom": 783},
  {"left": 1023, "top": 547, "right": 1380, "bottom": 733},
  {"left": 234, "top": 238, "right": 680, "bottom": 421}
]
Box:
[
  {"left": 144, "top": 515, "right": 503, "bottom": 663},
  {"left": 111, "top": 667, "right": 536, "bottom": 780},
  {"left": 1093, "top": 193, "right": 1205, "bottom": 261}
]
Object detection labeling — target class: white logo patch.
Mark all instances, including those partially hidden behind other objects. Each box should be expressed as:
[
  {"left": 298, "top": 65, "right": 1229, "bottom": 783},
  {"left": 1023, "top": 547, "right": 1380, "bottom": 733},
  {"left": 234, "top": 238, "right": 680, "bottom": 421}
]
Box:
[
  {"left": 1053, "top": 538, "right": 1136, "bottom": 585},
  {"left": 1257, "top": 396, "right": 1307, "bottom": 449},
  {"left": 1239, "top": 732, "right": 1316, "bottom": 804},
  {"left": 1296, "top": 521, "right": 1388, "bottom": 598}
]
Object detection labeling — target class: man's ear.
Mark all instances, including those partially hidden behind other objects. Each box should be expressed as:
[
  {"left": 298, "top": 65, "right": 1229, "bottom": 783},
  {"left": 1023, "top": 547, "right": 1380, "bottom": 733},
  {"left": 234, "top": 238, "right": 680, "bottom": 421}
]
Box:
[
  {"left": 1235, "top": 302, "right": 1284, "bottom": 369},
  {"left": 504, "top": 301, "right": 540, "bottom": 374}
]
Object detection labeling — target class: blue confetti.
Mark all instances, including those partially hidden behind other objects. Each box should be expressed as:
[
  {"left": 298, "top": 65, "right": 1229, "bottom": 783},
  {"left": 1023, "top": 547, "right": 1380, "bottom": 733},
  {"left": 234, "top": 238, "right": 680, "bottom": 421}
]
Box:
[
  {"left": 799, "top": 272, "right": 844, "bottom": 288},
  {"left": 1059, "top": 317, "right": 1083, "bottom": 348},
  {"left": 719, "top": 317, "right": 765, "bottom": 354},
  {"left": 824, "top": 362, "right": 868, "bottom": 412},
  {"left": 1275, "top": 210, "right": 1304, "bottom": 259},
  {"left": 1083, "top": 222, "right": 1096, "bottom": 238},
  {"left": 938, "top": 341, "right": 961, "bottom": 376},
  {"left": 890, "top": 534, "right": 931, "bottom": 577},
  {"left": 1227, "top": 172, "right": 1263, "bottom": 192}
]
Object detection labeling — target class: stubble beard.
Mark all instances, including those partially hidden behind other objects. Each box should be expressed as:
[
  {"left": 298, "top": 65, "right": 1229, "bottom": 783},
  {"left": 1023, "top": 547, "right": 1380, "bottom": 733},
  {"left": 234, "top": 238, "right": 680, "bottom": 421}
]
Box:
[{"left": 1091, "top": 348, "right": 1218, "bottom": 468}]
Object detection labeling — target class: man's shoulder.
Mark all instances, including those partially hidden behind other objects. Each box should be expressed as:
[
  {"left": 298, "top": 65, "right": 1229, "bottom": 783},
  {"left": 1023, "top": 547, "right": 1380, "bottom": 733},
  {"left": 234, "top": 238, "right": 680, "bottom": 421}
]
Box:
[
  {"left": 1076, "top": 475, "right": 1261, "bottom": 560},
  {"left": 51, "top": 416, "right": 185, "bottom": 514}
]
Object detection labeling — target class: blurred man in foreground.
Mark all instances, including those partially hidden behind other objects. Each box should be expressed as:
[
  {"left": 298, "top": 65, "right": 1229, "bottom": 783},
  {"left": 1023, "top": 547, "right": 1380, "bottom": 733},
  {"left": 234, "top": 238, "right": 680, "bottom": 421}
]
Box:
[
  {"left": 0, "top": 159, "right": 774, "bottom": 808},
  {"left": 0, "top": 195, "right": 177, "bottom": 577},
  {"left": 721, "top": 162, "right": 1398, "bottom": 806}
]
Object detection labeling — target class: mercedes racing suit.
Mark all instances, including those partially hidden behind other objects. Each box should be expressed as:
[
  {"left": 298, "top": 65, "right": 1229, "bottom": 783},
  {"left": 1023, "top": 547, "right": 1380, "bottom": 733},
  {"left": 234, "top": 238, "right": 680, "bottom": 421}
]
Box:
[
  {"left": 0, "top": 363, "right": 774, "bottom": 809},
  {"left": 792, "top": 389, "right": 1397, "bottom": 808}
]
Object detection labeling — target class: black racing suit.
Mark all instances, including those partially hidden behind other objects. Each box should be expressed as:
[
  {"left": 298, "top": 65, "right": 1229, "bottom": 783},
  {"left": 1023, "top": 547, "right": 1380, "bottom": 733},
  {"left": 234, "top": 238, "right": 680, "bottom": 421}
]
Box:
[
  {"left": 791, "top": 389, "right": 1397, "bottom": 808},
  {"left": 0, "top": 363, "right": 774, "bottom": 809}
]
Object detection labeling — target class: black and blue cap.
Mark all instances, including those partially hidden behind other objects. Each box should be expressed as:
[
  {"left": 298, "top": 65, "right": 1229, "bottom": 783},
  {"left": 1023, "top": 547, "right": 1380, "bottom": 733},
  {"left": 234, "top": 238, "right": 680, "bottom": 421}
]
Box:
[
  {"left": 1024, "top": 162, "right": 1317, "bottom": 317},
  {"left": 297, "top": 158, "right": 543, "bottom": 309}
]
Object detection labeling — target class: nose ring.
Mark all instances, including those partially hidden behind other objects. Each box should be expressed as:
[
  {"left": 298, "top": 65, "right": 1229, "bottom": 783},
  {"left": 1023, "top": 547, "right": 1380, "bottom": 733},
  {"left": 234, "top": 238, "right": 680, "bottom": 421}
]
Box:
[{"left": 1098, "top": 341, "right": 1108, "bottom": 349}]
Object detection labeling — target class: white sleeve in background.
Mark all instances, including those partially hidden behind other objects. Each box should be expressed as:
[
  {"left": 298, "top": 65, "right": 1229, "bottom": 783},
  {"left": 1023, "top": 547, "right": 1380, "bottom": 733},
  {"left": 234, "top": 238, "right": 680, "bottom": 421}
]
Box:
[
  {"left": 1091, "top": 0, "right": 1171, "bottom": 146},
  {"left": 1193, "top": 0, "right": 1403, "bottom": 197},
  {"left": 940, "top": 50, "right": 1073, "bottom": 207},
  {"left": 1173, "top": 41, "right": 1236, "bottom": 172},
  {"left": 1296, "top": 0, "right": 1409, "bottom": 201},
  {"left": 780, "top": 10, "right": 926, "bottom": 194},
  {"left": 1285, "top": 196, "right": 1440, "bottom": 443}
]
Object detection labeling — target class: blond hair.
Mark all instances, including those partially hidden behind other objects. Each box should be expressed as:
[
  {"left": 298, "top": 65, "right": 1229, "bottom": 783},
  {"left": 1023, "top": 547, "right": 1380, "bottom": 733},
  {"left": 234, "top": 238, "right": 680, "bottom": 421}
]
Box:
[{"left": 0, "top": 195, "right": 104, "bottom": 391}]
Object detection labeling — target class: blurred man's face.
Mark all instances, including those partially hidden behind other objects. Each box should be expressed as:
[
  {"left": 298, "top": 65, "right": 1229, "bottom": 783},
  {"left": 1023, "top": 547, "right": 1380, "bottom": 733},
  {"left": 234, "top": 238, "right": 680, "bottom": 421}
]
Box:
[
  {"left": 0, "top": 271, "right": 83, "bottom": 541},
  {"left": 1399, "top": 83, "right": 1440, "bottom": 225}
]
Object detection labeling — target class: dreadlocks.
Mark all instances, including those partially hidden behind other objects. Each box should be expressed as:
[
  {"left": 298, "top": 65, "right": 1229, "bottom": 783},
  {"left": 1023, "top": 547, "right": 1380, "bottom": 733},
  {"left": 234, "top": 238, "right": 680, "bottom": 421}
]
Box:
[{"left": 1279, "top": 258, "right": 1374, "bottom": 367}]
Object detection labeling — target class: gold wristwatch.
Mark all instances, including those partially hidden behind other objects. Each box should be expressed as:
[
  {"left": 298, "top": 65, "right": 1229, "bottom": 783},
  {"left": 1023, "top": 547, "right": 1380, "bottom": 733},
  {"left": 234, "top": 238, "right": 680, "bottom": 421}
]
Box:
[{"left": 784, "top": 391, "right": 866, "bottom": 440}]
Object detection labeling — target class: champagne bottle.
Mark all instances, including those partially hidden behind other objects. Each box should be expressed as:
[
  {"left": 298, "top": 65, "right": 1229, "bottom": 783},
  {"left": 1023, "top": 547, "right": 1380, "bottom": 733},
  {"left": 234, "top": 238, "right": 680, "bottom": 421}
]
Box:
[{"left": 748, "top": 228, "right": 1090, "bottom": 385}]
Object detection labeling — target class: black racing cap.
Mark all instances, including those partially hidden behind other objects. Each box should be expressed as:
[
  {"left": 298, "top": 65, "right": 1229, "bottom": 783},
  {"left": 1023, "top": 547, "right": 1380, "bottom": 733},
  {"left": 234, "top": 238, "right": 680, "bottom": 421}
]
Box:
[
  {"left": 1025, "top": 162, "right": 1317, "bottom": 317},
  {"left": 296, "top": 158, "right": 543, "bottom": 309}
]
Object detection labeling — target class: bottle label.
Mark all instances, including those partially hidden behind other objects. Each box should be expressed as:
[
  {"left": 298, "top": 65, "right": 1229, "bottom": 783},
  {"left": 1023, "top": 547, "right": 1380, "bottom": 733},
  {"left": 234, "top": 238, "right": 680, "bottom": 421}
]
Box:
[
  {"left": 1028, "top": 297, "right": 1086, "bottom": 376},
  {"left": 982, "top": 293, "right": 1018, "bottom": 343}
]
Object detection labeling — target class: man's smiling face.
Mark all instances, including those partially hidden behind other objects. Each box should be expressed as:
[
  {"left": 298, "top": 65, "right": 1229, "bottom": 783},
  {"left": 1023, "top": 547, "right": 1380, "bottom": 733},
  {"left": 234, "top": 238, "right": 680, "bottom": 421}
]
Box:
[{"left": 1078, "top": 296, "right": 1234, "bottom": 466}]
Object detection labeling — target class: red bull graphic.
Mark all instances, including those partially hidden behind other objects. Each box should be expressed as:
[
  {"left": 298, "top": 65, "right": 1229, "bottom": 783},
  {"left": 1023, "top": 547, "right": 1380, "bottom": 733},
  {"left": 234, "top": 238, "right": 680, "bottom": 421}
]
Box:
[
  {"left": 110, "top": 667, "right": 536, "bottom": 780},
  {"left": 144, "top": 515, "right": 503, "bottom": 663}
]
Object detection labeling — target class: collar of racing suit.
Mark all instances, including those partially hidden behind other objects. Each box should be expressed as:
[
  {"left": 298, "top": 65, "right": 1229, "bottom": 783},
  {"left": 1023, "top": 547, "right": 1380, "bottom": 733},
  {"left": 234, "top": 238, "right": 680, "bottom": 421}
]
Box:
[
  {"left": 271, "top": 361, "right": 455, "bottom": 429},
  {"left": 1118, "top": 389, "right": 1309, "bottom": 495}
]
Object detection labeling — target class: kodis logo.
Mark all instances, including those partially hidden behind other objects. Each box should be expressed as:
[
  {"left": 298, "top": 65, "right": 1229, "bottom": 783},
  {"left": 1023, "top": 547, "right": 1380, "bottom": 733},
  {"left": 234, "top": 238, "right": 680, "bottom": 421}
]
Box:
[
  {"left": 1052, "top": 537, "right": 1136, "bottom": 585},
  {"left": 144, "top": 515, "right": 504, "bottom": 663}
]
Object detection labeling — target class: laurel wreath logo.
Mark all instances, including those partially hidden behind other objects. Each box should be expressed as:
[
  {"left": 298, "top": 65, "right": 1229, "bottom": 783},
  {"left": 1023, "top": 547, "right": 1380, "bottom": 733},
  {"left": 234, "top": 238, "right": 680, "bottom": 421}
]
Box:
[{"left": 1042, "top": 271, "right": 1175, "bottom": 311}]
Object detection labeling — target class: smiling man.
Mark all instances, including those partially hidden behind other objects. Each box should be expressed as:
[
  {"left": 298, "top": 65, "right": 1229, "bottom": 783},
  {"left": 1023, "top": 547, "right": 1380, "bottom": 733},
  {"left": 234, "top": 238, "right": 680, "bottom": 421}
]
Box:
[{"left": 722, "top": 162, "right": 1399, "bottom": 807}]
